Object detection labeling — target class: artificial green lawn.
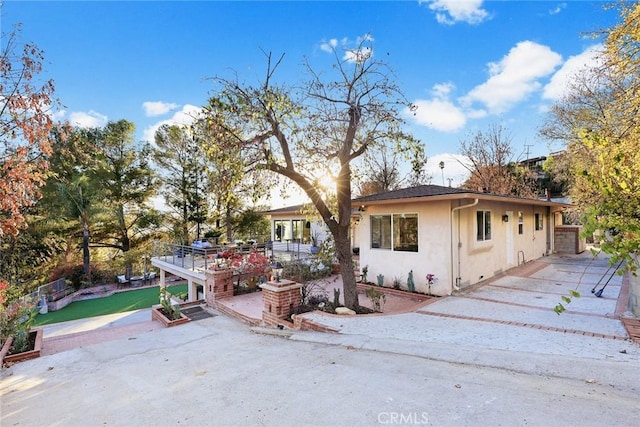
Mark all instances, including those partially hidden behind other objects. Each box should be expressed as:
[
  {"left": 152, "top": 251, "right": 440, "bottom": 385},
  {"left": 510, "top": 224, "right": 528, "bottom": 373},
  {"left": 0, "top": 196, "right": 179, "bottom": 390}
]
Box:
[{"left": 32, "top": 284, "right": 188, "bottom": 327}]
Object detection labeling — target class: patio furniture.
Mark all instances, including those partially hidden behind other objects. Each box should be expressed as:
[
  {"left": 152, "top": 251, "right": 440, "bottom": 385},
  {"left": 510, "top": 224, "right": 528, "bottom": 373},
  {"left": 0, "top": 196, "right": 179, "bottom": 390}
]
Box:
[{"left": 117, "top": 275, "right": 130, "bottom": 289}]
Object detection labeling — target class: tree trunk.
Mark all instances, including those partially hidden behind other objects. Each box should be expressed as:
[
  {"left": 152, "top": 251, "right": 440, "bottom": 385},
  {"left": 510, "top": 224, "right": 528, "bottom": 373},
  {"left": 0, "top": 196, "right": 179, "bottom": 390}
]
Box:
[
  {"left": 336, "top": 234, "right": 358, "bottom": 310},
  {"left": 226, "top": 205, "right": 232, "bottom": 242},
  {"left": 82, "top": 216, "right": 91, "bottom": 284}
]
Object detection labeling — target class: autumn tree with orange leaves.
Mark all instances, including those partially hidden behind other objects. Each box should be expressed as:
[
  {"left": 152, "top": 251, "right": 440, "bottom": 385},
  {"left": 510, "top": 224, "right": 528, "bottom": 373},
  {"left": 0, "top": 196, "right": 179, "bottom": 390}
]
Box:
[{"left": 0, "top": 24, "right": 60, "bottom": 237}]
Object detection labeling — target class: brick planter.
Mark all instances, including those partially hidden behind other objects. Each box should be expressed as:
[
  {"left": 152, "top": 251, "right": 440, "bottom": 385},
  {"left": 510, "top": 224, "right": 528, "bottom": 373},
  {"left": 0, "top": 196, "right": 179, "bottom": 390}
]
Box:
[
  {"left": 1, "top": 328, "right": 43, "bottom": 366},
  {"left": 151, "top": 305, "right": 190, "bottom": 327},
  {"left": 260, "top": 279, "right": 303, "bottom": 327},
  {"left": 205, "top": 269, "right": 234, "bottom": 308}
]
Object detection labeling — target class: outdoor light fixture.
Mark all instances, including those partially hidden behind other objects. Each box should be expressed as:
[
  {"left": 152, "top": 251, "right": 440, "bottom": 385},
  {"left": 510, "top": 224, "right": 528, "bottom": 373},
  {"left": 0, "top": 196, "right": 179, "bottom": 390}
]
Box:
[
  {"left": 272, "top": 261, "right": 284, "bottom": 282},
  {"left": 502, "top": 214, "right": 509, "bottom": 223}
]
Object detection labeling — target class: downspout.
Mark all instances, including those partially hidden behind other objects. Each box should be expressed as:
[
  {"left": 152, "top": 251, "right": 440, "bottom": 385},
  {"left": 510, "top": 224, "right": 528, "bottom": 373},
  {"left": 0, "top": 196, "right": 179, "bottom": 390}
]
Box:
[
  {"left": 451, "top": 199, "right": 479, "bottom": 292},
  {"left": 545, "top": 206, "right": 552, "bottom": 255}
]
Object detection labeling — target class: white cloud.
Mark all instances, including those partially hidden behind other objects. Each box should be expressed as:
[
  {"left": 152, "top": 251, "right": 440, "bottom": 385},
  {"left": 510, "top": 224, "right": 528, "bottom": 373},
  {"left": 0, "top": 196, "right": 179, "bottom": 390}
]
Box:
[
  {"left": 428, "top": 153, "right": 471, "bottom": 187},
  {"left": 344, "top": 47, "right": 373, "bottom": 63},
  {"left": 319, "top": 34, "right": 374, "bottom": 63},
  {"left": 51, "top": 109, "right": 66, "bottom": 121},
  {"left": 142, "top": 104, "right": 201, "bottom": 142},
  {"left": 69, "top": 110, "right": 108, "bottom": 128},
  {"left": 461, "top": 41, "right": 562, "bottom": 114},
  {"left": 406, "top": 98, "right": 467, "bottom": 133},
  {"left": 320, "top": 38, "right": 339, "bottom": 53},
  {"left": 405, "top": 83, "right": 467, "bottom": 132},
  {"left": 549, "top": 3, "right": 567, "bottom": 15},
  {"left": 421, "top": 0, "right": 489, "bottom": 25},
  {"left": 142, "top": 101, "right": 179, "bottom": 117},
  {"left": 542, "top": 44, "right": 603, "bottom": 101}
]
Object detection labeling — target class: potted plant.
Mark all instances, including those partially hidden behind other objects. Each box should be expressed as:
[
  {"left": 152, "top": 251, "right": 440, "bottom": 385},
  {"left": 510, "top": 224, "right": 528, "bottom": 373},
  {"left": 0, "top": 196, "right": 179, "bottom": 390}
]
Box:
[
  {"left": 310, "top": 232, "right": 320, "bottom": 255},
  {"left": 151, "top": 288, "right": 189, "bottom": 327}
]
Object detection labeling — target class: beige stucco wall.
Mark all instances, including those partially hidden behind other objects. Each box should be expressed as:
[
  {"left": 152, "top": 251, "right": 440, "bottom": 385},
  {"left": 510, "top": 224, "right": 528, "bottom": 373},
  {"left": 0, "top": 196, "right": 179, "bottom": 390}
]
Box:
[
  {"left": 358, "top": 200, "right": 557, "bottom": 296},
  {"left": 455, "top": 202, "right": 550, "bottom": 289},
  {"left": 358, "top": 201, "right": 453, "bottom": 296}
]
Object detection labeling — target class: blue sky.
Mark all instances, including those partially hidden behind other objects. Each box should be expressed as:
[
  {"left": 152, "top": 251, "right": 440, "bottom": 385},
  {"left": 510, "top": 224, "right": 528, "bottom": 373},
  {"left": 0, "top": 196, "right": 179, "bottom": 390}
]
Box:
[{"left": 3, "top": 0, "right": 619, "bottom": 191}]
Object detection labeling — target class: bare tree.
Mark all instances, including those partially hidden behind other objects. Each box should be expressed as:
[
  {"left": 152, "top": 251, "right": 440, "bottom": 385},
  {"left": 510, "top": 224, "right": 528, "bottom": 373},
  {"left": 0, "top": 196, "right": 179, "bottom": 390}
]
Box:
[
  {"left": 203, "top": 39, "right": 421, "bottom": 310},
  {"left": 356, "top": 144, "right": 428, "bottom": 197},
  {"left": 459, "top": 124, "right": 537, "bottom": 198}
]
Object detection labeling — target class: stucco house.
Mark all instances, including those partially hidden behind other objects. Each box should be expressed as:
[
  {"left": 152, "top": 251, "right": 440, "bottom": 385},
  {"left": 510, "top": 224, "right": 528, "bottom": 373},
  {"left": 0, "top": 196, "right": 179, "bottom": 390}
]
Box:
[
  {"left": 352, "top": 185, "right": 569, "bottom": 296},
  {"left": 263, "top": 205, "right": 332, "bottom": 253}
]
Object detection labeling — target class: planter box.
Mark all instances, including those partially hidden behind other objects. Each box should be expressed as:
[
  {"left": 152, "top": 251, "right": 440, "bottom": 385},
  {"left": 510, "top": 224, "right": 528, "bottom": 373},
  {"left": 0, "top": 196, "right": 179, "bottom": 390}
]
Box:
[
  {"left": 1, "top": 328, "right": 43, "bottom": 366},
  {"left": 151, "top": 305, "right": 190, "bottom": 327}
]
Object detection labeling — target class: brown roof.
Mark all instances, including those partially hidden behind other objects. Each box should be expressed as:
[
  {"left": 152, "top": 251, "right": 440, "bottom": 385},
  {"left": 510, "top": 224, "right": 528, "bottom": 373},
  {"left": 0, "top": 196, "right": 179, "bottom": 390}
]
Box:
[
  {"left": 262, "top": 204, "right": 307, "bottom": 215},
  {"left": 353, "top": 184, "right": 570, "bottom": 209},
  {"left": 353, "top": 185, "right": 471, "bottom": 203},
  {"left": 265, "top": 185, "right": 570, "bottom": 215}
]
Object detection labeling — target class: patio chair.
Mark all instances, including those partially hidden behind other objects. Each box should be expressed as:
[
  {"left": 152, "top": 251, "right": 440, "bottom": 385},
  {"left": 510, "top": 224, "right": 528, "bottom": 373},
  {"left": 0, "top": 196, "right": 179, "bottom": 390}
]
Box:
[
  {"left": 117, "top": 275, "right": 129, "bottom": 289},
  {"left": 145, "top": 271, "right": 157, "bottom": 284}
]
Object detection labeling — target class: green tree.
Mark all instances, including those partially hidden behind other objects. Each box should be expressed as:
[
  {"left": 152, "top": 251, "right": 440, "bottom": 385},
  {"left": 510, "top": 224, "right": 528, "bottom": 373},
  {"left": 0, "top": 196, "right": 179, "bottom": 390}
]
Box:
[
  {"left": 55, "top": 176, "right": 98, "bottom": 281},
  {"left": 192, "top": 117, "right": 265, "bottom": 243},
  {"left": 153, "top": 124, "right": 203, "bottom": 244},
  {"left": 91, "top": 120, "right": 160, "bottom": 255},
  {"left": 540, "top": 2, "right": 640, "bottom": 270},
  {"left": 203, "top": 39, "right": 420, "bottom": 310}
]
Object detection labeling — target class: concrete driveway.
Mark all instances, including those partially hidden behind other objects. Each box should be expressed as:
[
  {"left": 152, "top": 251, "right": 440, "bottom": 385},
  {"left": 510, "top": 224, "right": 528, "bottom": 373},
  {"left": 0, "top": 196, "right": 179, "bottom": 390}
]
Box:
[
  {"left": 2, "top": 250, "right": 639, "bottom": 426},
  {"left": 299, "top": 250, "right": 640, "bottom": 362}
]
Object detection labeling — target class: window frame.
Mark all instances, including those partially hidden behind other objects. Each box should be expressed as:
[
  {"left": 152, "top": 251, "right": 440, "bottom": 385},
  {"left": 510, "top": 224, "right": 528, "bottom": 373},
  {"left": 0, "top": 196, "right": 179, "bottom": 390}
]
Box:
[
  {"left": 370, "top": 213, "right": 419, "bottom": 252},
  {"left": 370, "top": 214, "right": 392, "bottom": 250},
  {"left": 535, "top": 213, "right": 543, "bottom": 231},
  {"left": 518, "top": 211, "right": 524, "bottom": 235},
  {"left": 392, "top": 213, "right": 419, "bottom": 252},
  {"left": 476, "top": 210, "right": 492, "bottom": 242}
]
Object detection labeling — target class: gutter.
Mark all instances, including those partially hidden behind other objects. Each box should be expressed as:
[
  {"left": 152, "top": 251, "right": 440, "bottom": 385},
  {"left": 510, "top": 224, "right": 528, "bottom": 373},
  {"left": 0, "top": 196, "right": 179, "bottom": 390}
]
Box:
[{"left": 451, "top": 198, "right": 479, "bottom": 292}]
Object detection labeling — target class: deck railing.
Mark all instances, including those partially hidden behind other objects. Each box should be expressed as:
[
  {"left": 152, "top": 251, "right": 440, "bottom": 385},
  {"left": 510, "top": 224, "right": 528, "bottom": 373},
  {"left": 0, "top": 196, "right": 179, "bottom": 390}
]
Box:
[{"left": 153, "top": 242, "right": 269, "bottom": 272}]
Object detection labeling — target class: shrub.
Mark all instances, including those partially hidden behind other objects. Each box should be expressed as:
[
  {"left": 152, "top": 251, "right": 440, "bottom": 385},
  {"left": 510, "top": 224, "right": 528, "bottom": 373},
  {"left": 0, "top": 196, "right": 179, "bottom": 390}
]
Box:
[{"left": 1, "top": 280, "right": 37, "bottom": 348}]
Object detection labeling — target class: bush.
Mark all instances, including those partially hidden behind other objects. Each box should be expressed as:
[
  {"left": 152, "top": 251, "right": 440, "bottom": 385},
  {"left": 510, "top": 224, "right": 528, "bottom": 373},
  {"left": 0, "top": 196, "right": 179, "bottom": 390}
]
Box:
[{"left": 49, "top": 264, "right": 109, "bottom": 290}]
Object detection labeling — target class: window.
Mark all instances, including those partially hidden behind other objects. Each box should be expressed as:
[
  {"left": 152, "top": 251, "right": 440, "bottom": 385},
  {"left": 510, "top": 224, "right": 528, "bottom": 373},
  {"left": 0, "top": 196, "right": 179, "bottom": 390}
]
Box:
[
  {"left": 370, "top": 214, "right": 418, "bottom": 252},
  {"left": 535, "top": 213, "right": 543, "bottom": 231},
  {"left": 292, "top": 220, "right": 305, "bottom": 243},
  {"left": 393, "top": 213, "right": 418, "bottom": 252},
  {"left": 476, "top": 210, "right": 492, "bottom": 241},
  {"left": 274, "top": 220, "right": 284, "bottom": 242},
  {"left": 370, "top": 215, "right": 391, "bottom": 249},
  {"left": 273, "top": 220, "right": 290, "bottom": 242},
  {"left": 518, "top": 211, "right": 523, "bottom": 235}
]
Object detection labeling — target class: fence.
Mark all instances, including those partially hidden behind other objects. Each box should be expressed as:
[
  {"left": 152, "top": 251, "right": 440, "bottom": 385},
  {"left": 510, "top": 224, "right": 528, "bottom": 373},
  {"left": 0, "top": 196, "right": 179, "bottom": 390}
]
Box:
[
  {"left": 20, "top": 277, "right": 70, "bottom": 308},
  {"left": 153, "top": 242, "right": 269, "bottom": 272}
]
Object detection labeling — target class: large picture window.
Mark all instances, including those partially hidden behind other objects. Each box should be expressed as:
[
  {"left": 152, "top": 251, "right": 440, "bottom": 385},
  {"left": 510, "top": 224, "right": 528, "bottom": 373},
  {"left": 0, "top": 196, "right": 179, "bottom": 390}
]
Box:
[
  {"left": 370, "top": 214, "right": 418, "bottom": 252},
  {"left": 393, "top": 213, "right": 418, "bottom": 252},
  {"left": 476, "top": 210, "right": 492, "bottom": 241}
]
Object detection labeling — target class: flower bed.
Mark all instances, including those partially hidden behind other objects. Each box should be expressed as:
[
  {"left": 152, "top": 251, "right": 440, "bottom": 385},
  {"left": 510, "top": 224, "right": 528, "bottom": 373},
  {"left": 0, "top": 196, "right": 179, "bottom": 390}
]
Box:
[{"left": 1, "top": 328, "right": 43, "bottom": 366}]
